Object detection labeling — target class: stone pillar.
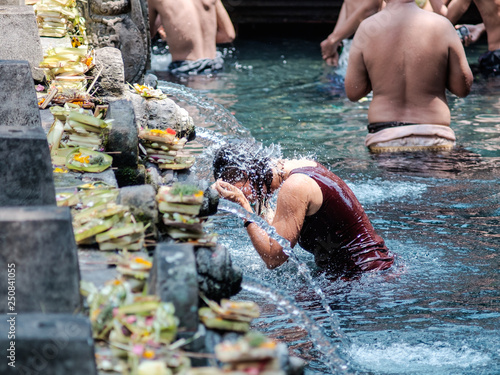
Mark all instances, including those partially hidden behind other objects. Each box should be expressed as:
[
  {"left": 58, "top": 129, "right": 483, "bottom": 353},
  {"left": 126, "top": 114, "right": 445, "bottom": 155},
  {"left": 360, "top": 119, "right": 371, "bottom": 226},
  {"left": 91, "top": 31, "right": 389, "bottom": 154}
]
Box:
[
  {"left": 148, "top": 243, "right": 200, "bottom": 333},
  {"left": 0, "top": 206, "right": 82, "bottom": 313},
  {"left": 196, "top": 245, "right": 242, "bottom": 302},
  {"left": 0, "top": 6, "right": 44, "bottom": 81},
  {"left": 0, "top": 313, "right": 98, "bottom": 374},
  {"left": 117, "top": 184, "right": 158, "bottom": 224},
  {"left": 0, "top": 126, "right": 56, "bottom": 206},
  {"left": 0, "top": 0, "right": 24, "bottom": 5},
  {"left": 80, "top": 0, "right": 150, "bottom": 83},
  {"left": 0, "top": 60, "right": 43, "bottom": 127},
  {"left": 106, "top": 97, "right": 139, "bottom": 169},
  {"left": 93, "top": 47, "right": 126, "bottom": 98}
]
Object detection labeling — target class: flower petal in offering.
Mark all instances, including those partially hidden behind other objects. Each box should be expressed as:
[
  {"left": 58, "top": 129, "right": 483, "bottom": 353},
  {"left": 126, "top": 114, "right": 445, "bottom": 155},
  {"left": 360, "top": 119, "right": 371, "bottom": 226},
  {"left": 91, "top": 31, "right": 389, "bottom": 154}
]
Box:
[
  {"left": 65, "top": 147, "right": 113, "bottom": 173},
  {"left": 131, "top": 83, "right": 168, "bottom": 100}
]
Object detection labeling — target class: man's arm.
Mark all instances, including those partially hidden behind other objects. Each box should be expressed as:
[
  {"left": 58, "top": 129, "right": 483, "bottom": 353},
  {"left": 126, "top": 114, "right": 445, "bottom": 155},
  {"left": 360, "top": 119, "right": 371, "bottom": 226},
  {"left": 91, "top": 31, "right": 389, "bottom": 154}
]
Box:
[
  {"left": 429, "top": 0, "right": 472, "bottom": 24},
  {"left": 344, "top": 28, "right": 372, "bottom": 101},
  {"left": 320, "top": 0, "right": 381, "bottom": 66},
  {"left": 447, "top": 25, "right": 474, "bottom": 97},
  {"left": 215, "top": 0, "right": 236, "bottom": 44}
]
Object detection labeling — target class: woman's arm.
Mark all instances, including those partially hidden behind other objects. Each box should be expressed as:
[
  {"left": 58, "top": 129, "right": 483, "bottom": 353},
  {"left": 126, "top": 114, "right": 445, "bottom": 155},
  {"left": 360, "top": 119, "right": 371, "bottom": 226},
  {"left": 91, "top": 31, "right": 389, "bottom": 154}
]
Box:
[
  {"left": 246, "top": 176, "right": 311, "bottom": 268},
  {"left": 214, "top": 175, "right": 313, "bottom": 269}
]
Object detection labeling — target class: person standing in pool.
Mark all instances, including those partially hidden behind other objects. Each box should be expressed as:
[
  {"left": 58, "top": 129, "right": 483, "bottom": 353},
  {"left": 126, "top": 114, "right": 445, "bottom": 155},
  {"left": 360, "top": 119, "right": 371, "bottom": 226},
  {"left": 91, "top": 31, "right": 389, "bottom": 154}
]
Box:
[
  {"left": 320, "top": 0, "right": 383, "bottom": 67},
  {"left": 147, "top": 0, "right": 235, "bottom": 75},
  {"left": 430, "top": 0, "right": 500, "bottom": 77},
  {"left": 344, "top": 0, "right": 473, "bottom": 153},
  {"left": 320, "top": 0, "right": 443, "bottom": 67},
  {"left": 212, "top": 144, "right": 394, "bottom": 275}
]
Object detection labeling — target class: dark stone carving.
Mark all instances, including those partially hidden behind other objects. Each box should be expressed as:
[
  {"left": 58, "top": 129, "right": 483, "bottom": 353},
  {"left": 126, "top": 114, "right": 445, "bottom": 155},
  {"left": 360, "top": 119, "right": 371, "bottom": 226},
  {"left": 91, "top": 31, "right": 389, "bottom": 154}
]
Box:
[{"left": 80, "top": 0, "right": 150, "bottom": 83}]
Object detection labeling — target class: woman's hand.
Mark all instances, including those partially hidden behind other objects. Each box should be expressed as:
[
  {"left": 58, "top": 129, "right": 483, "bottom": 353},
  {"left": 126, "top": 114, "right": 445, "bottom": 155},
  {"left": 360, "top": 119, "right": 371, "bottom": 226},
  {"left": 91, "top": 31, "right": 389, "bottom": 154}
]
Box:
[{"left": 213, "top": 180, "right": 253, "bottom": 212}]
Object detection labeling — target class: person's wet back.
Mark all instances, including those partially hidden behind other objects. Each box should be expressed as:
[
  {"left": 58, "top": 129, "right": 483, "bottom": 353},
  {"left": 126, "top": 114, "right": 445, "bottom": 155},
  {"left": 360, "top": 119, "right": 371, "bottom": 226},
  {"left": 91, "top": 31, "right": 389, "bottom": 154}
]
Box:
[
  {"left": 212, "top": 144, "right": 394, "bottom": 276},
  {"left": 148, "top": 0, "right": 235, "bottom": 75},
  {"left": 345, "top": 0, "right": 473, "bottom": 153}
]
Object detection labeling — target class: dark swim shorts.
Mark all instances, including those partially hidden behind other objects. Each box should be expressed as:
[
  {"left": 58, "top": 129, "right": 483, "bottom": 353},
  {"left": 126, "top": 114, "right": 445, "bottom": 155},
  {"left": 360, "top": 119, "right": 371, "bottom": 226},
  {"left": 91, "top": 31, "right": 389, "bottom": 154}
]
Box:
[
  {"left": 478, "top": 49, "right": 500, "bottom": 76},
  {"left": 367, "top": 121, "right": 417, "bottom": 134},
  {"left": 168, "top": 51, "right": 224, "bottom": 75}
]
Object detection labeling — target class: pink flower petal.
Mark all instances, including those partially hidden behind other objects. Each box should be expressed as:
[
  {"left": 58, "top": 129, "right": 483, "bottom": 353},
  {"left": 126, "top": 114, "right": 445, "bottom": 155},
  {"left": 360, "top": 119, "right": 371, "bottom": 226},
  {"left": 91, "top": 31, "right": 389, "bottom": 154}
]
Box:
[
  {"left": 126, "top": 315, "right": 137, "bottom": 324},
  {"left": 132, "top": 344, "right": 144, "bottom": 356}
]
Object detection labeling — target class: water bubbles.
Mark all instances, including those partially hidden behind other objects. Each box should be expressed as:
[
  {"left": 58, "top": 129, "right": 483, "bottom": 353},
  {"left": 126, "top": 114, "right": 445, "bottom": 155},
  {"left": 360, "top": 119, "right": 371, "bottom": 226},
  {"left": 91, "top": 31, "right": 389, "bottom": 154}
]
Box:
[{"left": 233, "top": 62, "right": 253, "bottom": 71}]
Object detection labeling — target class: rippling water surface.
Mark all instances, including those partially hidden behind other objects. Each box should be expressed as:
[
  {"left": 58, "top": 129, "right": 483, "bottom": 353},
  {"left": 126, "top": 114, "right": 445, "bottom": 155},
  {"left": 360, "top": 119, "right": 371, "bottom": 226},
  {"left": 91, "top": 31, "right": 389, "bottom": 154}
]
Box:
[{"left": 153, "top": 36, "right": 500, "bottom": 374}]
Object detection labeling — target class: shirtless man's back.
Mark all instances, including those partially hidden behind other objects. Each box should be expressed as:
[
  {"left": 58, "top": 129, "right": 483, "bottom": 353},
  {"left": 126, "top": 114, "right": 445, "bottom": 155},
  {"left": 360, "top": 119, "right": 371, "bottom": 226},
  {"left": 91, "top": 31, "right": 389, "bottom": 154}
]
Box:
[
  {"left": 345, "top": 0, "right": 473, "bottom": 152},
  {"left": 148, "top": 0, "right": 235, "bottom": 64}
]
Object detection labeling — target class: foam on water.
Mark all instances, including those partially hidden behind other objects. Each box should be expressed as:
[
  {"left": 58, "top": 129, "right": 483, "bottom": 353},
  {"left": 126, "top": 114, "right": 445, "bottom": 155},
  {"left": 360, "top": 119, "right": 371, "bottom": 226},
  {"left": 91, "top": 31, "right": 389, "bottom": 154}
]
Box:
[
  {"left": 350, "top": 341, "right": 491, "bottom": 374},
  {"left": 151, "top": 53, "right": 172, "bottom": 71},
  {"left": 346, "top": 178, "right": 428, "bottom": 205}
]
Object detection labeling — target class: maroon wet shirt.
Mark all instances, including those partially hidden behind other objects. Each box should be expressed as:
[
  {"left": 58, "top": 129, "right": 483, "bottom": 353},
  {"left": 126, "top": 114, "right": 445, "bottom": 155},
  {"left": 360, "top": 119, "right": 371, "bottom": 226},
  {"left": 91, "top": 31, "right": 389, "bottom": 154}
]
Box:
[{"left": 290, "top": 164, "right": 394, "bottom": 274}]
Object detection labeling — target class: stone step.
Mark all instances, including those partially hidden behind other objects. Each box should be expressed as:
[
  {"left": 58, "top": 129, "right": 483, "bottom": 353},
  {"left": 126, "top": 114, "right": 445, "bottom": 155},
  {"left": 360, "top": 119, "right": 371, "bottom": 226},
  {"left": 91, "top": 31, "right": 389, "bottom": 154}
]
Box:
[
  {"left": 0, "top": 206, "right": 82, "bottom": 313},
  {"left": 0, "top": 313, "right": 97, "bottom": 375}
]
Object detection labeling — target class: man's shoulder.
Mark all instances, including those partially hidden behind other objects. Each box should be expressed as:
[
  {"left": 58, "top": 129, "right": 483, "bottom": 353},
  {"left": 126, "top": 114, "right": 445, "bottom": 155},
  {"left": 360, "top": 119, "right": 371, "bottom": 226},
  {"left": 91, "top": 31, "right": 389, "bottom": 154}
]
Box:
[{"left": 359, "top": 6, "right": 453, "bottom": 31}]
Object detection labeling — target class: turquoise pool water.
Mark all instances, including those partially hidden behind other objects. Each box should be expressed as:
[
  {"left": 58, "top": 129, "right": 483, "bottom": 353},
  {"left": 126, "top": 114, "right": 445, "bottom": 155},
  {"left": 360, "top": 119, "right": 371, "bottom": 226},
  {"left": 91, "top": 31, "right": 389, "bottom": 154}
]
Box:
[{"left": 154, "top": 36, "right": 500, "bottom": 374}]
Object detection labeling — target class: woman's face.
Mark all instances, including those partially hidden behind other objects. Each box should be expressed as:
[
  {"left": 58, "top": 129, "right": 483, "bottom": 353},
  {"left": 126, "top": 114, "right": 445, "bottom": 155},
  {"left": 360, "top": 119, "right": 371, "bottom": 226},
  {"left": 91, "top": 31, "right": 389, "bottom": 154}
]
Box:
[{"left": 234, "top": 180, "right": 257, "bottom": 203}]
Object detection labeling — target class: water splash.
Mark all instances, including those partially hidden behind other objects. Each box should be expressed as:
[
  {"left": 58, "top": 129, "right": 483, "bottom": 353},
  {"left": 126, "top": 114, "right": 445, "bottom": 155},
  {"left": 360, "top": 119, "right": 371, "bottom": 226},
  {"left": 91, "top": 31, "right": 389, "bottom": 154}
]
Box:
[
  {"left": 242, "top": 276, "right": 352, "bottom": 375},
  {"left": 159, "top": 81, "right": 251, "bottom": 138},
  {"left": 217, "top": 199, "right": 350, "bottom": 346},
  {"left": 333, "top": 39, "right": 352, "bottom": 78},
  {"left": 350, "top": 340, "right": 492, "bottom": 374}
]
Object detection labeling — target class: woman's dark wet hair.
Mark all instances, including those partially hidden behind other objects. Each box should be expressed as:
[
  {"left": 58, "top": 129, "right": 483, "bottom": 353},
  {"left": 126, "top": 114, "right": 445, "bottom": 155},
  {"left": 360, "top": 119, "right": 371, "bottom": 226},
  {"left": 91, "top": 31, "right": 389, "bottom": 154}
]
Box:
[{"left": 213, "top": 143, "right": 274, "bottom": 214}]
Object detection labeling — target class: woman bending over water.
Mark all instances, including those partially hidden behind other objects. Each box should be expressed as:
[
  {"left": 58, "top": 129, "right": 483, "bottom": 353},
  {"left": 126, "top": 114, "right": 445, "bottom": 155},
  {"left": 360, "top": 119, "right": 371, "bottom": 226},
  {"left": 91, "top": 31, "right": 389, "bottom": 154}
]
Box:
[{"left": 212, "top": 144, "right": 394, "bottom": 274}]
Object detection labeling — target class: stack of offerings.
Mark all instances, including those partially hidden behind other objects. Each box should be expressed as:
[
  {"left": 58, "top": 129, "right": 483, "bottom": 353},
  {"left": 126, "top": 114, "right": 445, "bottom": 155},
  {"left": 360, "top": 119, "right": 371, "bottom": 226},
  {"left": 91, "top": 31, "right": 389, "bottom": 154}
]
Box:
[
  {"left": 156, "top": 184, "right": 217, "bottom": 245},
  {"left": 38, "top": 46, "right": 95, "bottom": 107},
  {"left": 138, "top": 128, "right": 195, "bottom": 170},
  {"left": 81, "top": 280, "right": 188, "bottom": 375},
  {"left": 115, "top": 253, "right": 153, "bottom": 292},
  {"left": 57, "top": 183, "right": 147, "bottom": 251},
  {"left": 198, "top": 296, "right": 260, "bottom": 333},
  {"left": 214, "top": 332, "right": 285, "bottom": 375},
  {"left": 33, "top": 0, "right": 87, "bottom": 42},
  {"left": 47, "top": 104, "right": 113, "bottom": 172}
]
